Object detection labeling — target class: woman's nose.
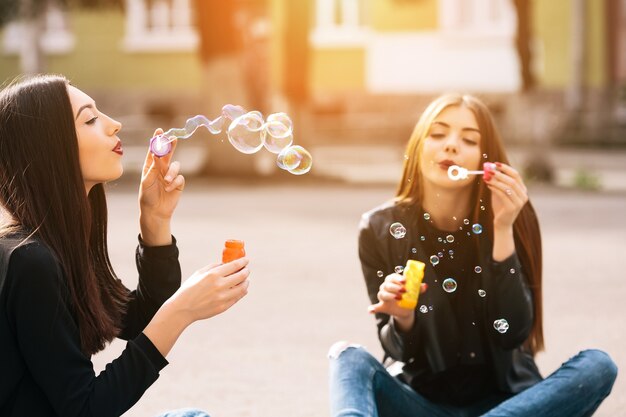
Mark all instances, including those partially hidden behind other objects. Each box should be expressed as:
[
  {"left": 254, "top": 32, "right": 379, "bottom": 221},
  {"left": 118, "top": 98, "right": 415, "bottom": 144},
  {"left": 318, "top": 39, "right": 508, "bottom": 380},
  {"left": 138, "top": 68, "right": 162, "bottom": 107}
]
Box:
[
  {"left": 107, "top": 116, "right": 122, "bottom": 135},
  {"left": 444, "top": 136, "right": 459, "bottom": 153}
]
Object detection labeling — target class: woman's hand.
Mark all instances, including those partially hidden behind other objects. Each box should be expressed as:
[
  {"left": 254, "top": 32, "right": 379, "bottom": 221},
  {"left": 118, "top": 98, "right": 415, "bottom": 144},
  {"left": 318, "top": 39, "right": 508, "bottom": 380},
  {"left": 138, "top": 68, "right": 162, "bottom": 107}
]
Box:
[
  {"left": 485, "top": 162, "right": 528, "bottom": 230},
  {"left": 368, "top": 273, "right": 427, "bottom": 332},
  {"left": 143, "top": 258, "right": 250, "bottom": 357},
  {"left": 139, "top": 128, "right": 185, "bottom": 246},
  {"left": 171, "top": 257, "right": 250, "bottom": 323}
]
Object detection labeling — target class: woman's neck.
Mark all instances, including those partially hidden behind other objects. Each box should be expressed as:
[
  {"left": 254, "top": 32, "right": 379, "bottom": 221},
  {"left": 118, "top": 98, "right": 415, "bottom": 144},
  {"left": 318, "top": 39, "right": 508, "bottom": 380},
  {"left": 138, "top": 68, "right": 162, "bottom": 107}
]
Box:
[{"left": 420, "top": 184, "right": 473, "bottom": 232}]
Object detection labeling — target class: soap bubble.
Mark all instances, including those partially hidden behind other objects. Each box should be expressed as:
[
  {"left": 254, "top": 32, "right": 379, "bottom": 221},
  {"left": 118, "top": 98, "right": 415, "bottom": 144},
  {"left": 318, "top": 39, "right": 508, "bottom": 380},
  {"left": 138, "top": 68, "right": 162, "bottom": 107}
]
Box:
[
  {"left": 437, "top": 252, "right": 444, "bottom": 258},
  {"left": 227, "top": 112, "right": 265, "bottom": 154},
  {"left": 474, "top": 266, "right": 482, "bottom": 273},
  {"left": 262, "top": 112, "right": 293, "bottom": 153},
  {"left": 221, "top": 104, "right": 246, "bottom": 120},
  {"left": 411, "top": 248, "right": 417, "bottom": 254},
  {"left": 277, "top": 145, "right": 313, "bottom": 175},
  {"left": 430, "top": 255, "right": 439, "bottom": 266},
  {"left": 419, "top": 305, "right": 428, "bottom": 314},
  {"left": 420, "top": 235, "right": 426, "bottom": 241},
  {"left": 472, "top": 224, "right": 483, "bottom": 234},
  {"left": 423, "top": 213, "right": 431, "bottom": 221},
  {"left": 394, "top": 265, "right": 404, "bottom": 274},
  {"left": 493, "top": 319, "right": 509, "bottom": 334},
  {"left": 446, "top": 235, "right": 454, "bottom": 243},
  {"left": 442, "top": 278, "right": 457, "bottom": 293},
  {"left": 510, "top": 268, "right": 516, "bottom": 274},
  {"left": 389, "top": 222, "right": 407, "bottom": 239},
  {"left": 448, "top": 250, "right": 454, "bottom": 256},
  {"left": 377, "top": 270, "right": 384, "bottom": 278},
  {"left": 463, "top": 219, "right": 470, "bottom": 225},
  {"left": 478, "top": 289, "right": 486, "bottom": 297}
]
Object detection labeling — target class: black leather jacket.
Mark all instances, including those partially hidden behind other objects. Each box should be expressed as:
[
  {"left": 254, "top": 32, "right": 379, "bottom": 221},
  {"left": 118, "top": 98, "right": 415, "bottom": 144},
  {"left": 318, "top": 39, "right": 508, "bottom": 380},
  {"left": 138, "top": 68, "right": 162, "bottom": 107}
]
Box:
[{"left": 358, "top": 201, "right": 542, "bottom": 394}]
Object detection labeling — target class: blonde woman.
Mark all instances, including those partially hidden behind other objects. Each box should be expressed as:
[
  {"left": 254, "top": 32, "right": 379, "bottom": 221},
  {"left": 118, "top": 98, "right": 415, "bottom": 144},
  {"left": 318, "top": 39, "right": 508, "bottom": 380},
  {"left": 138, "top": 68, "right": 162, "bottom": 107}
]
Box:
[{"left": 329, "top": 94, "right": 617, "bottom": 416}]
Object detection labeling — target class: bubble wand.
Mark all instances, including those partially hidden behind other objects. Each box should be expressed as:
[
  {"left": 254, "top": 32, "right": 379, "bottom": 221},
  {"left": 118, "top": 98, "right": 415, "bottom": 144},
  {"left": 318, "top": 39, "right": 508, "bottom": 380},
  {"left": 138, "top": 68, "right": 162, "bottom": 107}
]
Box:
[{"left": 448, "top": 162, "right": 497, "bottom": 181}]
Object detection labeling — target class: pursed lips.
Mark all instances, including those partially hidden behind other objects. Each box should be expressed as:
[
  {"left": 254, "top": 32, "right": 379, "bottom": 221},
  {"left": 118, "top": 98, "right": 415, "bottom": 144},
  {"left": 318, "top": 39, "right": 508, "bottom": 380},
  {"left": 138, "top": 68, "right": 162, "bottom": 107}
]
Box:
[
  {"left": 438, "top": 159, "right": 456, "bottom": 170},
  {"left": 112, "top": 141, "right": 123, "bottom": 155}
]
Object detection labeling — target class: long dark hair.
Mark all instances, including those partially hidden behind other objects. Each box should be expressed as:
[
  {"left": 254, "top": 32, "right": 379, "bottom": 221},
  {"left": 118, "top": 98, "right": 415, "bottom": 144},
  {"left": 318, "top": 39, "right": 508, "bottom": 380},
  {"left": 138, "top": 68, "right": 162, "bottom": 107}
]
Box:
[
  {"left": 395, "top": 94, "right": 544, "bottom": 355},
  {"left": 0, "top": 74, "right": 128, "bottom": 355}
]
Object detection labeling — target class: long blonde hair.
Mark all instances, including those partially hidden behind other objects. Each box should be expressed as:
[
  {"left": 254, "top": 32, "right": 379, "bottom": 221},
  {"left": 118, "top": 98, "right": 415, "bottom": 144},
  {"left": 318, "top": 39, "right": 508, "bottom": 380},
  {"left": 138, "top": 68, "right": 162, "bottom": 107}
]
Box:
[{"left": 396, "top": 94, "right": 544, "bottom": 354}]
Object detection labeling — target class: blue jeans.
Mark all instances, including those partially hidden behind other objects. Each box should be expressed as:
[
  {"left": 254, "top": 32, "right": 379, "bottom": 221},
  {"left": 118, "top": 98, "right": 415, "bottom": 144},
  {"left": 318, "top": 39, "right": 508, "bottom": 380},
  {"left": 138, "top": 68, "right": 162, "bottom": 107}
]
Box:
[
  {"left": 328, "top": 343, "right": 617, "bottom": 417},
  {"left": 156, "top": 408, "right": 210, "bottom": 417}
]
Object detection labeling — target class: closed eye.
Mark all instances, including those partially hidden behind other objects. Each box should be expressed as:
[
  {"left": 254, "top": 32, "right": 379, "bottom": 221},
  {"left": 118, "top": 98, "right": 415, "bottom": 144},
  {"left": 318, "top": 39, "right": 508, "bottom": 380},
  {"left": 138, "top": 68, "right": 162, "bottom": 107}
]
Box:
[
  {"left": 463, "top": 138, "right": 477, "bottom": 145},
  {"left": 86, "top": 116, "right": 98, "bottom": 125},
  {"left": 430, "top": 133, "right": 445, "bottom": 139}
]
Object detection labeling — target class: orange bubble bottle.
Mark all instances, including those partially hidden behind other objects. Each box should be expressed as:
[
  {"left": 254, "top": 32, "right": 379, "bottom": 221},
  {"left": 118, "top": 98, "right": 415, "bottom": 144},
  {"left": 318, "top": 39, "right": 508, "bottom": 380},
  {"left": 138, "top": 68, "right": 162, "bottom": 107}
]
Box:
[{"left": 222, "top": 240, "right": 246, "bottom": 263}]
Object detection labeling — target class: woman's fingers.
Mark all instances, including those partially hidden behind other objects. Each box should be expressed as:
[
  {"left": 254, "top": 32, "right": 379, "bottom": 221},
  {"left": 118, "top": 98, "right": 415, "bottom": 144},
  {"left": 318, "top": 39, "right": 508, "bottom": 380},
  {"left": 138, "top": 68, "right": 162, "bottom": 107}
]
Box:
[
  {"left": 378, "top": 273, "right": 406, "bottom": 300},
  {"left": 493, "top": 163, "right": 528, "bottom": 196},
  {"left": 222, "top": 267, "right": 250, "bottom": 288},
  {"left": 163, "top": 160, "right": 180, "bottom": 183},
  {"left": 496, "top": 163, "right": 527, "bottom": 193},
  {"left": 488, "top": 169, "right": 528, "bottom": 205},
  {"left": 212, "top": 257, "right": 249, "bottom": 276},
  {"left": 164, "top": 174, "right": 185, "bottom": 192}
]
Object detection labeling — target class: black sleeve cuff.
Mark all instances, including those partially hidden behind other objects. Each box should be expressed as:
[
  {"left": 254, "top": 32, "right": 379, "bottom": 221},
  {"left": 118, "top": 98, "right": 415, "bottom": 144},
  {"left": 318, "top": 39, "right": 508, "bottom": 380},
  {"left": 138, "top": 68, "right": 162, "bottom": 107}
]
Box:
[
  {"left": 491, "top": 252, "right": 522, "bottom": 275},
  {"left": 134, "top": 332, "right": 169, "bottom": 372},
  {"left": 137, "top": 234, "right": 179, "bottom": 259}
]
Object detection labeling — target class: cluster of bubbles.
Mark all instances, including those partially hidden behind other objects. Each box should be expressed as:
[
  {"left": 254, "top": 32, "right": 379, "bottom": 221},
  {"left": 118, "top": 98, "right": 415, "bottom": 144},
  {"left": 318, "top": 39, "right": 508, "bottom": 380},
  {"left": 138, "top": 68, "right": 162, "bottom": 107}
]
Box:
[
  {"left": 493, "top": 318, "right": 510, "bottom": 334},
  {"left": 149, "top": 104, "right": 312, "bottom": 175},
  {"left": 385, "top": 216, "right": 493, "bottom": 308}
]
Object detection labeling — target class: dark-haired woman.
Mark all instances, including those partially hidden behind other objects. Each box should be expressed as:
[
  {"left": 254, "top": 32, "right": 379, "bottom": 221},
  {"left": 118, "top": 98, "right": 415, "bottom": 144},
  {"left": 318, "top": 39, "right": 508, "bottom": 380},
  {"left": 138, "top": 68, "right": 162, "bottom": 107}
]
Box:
[
  {"left": 328, "top": 94, "right": 617, "bottom": 416},
  {"left": 0, "top": 75, "right": 250, "bottom": 417}
]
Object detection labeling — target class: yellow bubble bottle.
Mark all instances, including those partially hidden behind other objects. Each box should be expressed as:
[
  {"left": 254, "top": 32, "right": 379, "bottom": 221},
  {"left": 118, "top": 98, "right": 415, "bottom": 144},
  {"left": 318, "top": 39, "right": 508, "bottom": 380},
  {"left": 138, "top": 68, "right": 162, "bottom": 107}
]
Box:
[{"left": 398, "top": 260, "right": 425, "bottom": 309}]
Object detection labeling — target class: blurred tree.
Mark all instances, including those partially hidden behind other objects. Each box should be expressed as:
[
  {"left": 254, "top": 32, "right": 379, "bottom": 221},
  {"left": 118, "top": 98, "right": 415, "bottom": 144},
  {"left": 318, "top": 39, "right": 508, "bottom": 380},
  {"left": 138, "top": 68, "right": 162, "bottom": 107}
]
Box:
[
  {"left": 512, "top": 0, "right": 535, "bottom": 92},
  {"left": 280, "top": 0, "right": 312, "bottom": 149}
]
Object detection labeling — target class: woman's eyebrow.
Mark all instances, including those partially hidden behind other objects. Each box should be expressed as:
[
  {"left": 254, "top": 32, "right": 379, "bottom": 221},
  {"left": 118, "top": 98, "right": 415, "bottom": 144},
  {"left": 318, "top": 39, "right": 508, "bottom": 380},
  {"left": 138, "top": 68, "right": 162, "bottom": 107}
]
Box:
[
  {"left": 432, "top": 121, "right": 480, "bottom": 134},
  {"left": 75, "top": 103, "right": 95, "bottom": 120}
]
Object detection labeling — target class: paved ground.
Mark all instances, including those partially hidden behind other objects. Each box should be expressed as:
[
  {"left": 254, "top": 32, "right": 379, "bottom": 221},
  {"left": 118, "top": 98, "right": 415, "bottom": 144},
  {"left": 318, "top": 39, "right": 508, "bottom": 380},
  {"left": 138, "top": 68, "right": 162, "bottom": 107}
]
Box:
[{"left": 92, "top": 176, "right": 626, "bottom": 417}]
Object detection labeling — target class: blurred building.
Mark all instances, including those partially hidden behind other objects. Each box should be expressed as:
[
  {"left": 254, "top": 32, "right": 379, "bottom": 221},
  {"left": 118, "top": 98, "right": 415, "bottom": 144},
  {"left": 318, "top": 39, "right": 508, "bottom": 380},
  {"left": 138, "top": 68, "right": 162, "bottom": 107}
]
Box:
[{"left": 1, "top": 0, "right": 624, "bottom": 154}]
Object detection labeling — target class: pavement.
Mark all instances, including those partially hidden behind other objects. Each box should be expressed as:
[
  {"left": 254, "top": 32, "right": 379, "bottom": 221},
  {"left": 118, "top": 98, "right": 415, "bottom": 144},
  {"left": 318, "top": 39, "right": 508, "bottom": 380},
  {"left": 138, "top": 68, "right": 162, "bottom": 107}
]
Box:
[{"left": 100, "top": 146, "right": 626, "bottom": 417}]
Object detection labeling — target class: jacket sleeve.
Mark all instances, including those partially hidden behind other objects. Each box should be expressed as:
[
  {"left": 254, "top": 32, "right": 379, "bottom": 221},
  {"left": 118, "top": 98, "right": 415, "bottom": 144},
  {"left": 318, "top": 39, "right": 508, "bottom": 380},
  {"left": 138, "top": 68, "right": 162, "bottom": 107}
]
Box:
[
  {"left": 484, "top": 252, "right": 534, "bottom": 349},
  {"left": 118, "top": 235, "right": 181, "bottom": 340},
  {"left": 358, "top": 213, "right": 419, "bottom": 362},
  {"left": 6, "top": 243, "right": 168, "bottom": 417}
]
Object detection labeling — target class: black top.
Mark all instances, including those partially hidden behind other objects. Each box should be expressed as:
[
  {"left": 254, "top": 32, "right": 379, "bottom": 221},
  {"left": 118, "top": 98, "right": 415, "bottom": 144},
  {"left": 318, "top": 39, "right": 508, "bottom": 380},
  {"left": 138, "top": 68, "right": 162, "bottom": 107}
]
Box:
[
  {"left": 0, "top": 235, "right": 181, "bottom": 417},
  {"left": 412, "top": 218, "right": 496, "bottom": 405},
  {"left": 358, "top": 201, "right": 542, "bottom": 404}
]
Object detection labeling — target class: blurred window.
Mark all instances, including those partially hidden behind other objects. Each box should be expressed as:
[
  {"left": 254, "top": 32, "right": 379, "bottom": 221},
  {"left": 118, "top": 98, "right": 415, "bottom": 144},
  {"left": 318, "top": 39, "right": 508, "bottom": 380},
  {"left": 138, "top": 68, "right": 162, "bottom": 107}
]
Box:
[
  {"left": 123, "top": 0, "right": 198, "bottom": 52},
  {"left": 439, "top": 0, "right": 515, "bottom": 37},
  {"left": 2, "top": 3, "right": 75, "bottom": 55},
  {"left": 311, "top": 0, "right": 370, "bottom": 47}
]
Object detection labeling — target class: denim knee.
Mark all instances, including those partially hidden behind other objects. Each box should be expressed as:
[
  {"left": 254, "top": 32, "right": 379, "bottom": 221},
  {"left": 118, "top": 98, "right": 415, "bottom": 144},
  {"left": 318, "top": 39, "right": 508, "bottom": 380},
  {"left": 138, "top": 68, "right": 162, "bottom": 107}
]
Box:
[
  {"left": 328, "top": 342, "right": 380, "bottom": 373},
  {"left": 577, "top": 349, "right": 618, "bottom": 396}
]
